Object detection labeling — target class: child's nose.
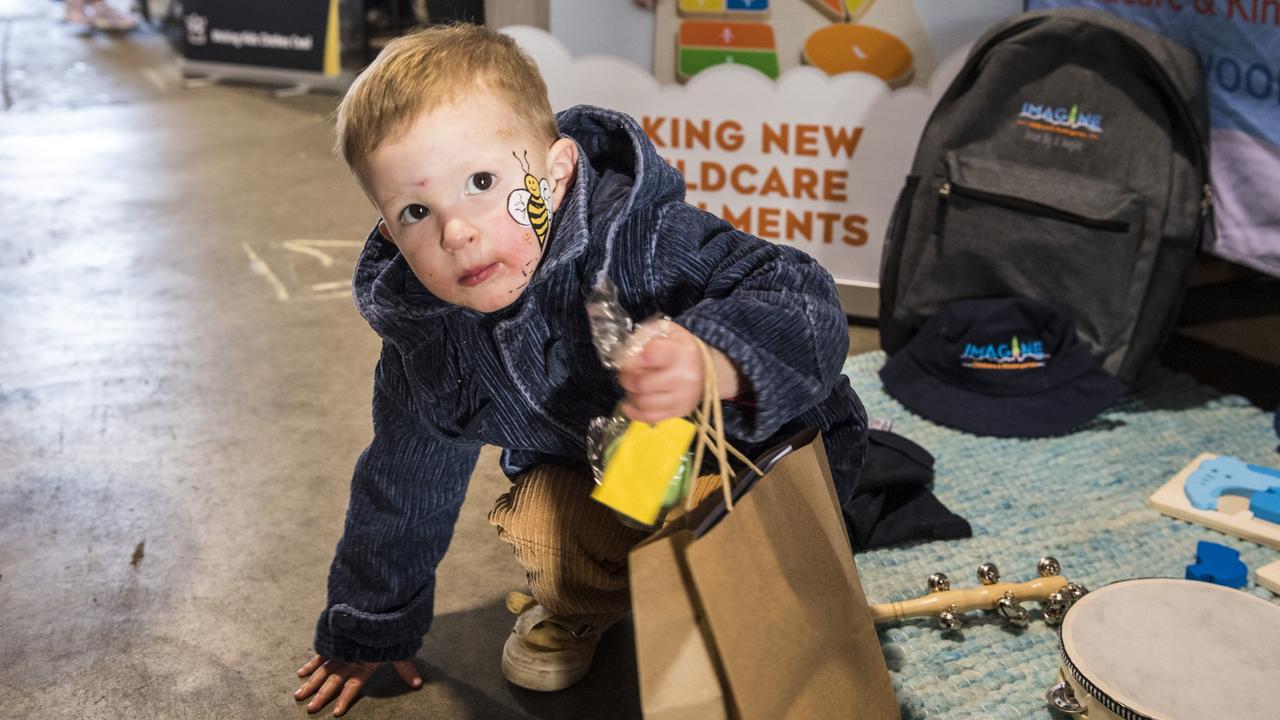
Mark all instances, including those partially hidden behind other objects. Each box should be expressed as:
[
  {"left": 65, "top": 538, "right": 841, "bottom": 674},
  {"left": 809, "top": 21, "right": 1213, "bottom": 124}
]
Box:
[{"left": 441, "top": 215, "right": 478, "bottom": 251}]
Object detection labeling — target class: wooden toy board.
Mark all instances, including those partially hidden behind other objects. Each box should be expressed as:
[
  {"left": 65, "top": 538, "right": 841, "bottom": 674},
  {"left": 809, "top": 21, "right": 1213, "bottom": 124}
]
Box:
[
  {"left": 653, "top": 0, "right": 938, "bottom": 86},
  {"left": 679, "top": 0, "right": 772, "bottom": 19},
  {"left": 1149, "top": 453, "right": 1280, "bottom": 550},
  {"left": 676, "top": 20, "right": 781, "bottom": 81},
  {"left": 1260, "top": 559, "right": 1280, "bottom": 596}
]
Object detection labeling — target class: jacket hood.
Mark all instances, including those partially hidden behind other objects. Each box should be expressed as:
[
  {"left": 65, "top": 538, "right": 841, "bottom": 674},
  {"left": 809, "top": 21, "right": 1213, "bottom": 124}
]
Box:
[{"left": 351, "top": 104, "right": 686, "bottom": 352}]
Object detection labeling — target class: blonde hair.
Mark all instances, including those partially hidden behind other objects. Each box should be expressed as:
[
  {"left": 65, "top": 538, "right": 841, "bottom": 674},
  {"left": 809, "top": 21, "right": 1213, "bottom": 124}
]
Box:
[{"left": 335, "top": 24, "right": 559, "bottom": 169}]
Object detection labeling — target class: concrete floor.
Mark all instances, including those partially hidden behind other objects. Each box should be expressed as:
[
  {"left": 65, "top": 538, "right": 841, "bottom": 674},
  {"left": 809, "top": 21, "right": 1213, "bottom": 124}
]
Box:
[
  {"left": 0, "top": 3, "right": 588, "bottom": 718},
  {"left": 1, "top": 2, "right": 1274, "bottom": 719}
]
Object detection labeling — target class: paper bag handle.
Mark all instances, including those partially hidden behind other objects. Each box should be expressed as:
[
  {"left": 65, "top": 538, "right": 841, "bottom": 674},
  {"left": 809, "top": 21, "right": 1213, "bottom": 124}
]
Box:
[{"left": 687, "top": 338, "right": 763, "bottom": 512}]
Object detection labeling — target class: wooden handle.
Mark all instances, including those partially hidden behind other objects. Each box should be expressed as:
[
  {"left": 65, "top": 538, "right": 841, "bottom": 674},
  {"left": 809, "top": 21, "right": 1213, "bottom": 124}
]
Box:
[{"left": 869, "top": 576, "right": 1069, "bottom": 624}]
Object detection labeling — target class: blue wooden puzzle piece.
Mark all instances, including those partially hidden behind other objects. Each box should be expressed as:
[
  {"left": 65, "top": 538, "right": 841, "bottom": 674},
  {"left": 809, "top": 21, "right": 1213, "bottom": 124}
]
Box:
[
  {"left": 1194, "top": 540, "right": 1239, "bottom": 564},
  {"left": 1185, "top": 540, "right": 1247, "bottom": 588},
  {"left": 1184, "top": 455, "right": 1280, "bottom": 510},
  {"left": 1248, "top": 487, "right": 1280, "bottom": 525}
]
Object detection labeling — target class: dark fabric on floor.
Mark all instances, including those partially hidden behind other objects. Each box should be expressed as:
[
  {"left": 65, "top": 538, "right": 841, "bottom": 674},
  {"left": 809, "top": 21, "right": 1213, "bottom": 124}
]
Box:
[{"left": 844, "top": 429, "right": 972, "bottom": 551}]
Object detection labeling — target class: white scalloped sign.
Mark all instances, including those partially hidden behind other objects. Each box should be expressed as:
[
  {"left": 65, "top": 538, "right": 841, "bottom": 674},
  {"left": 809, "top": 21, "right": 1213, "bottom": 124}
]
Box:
[{"left": 504, "top": 24, "right": 970, "bottom": 287}]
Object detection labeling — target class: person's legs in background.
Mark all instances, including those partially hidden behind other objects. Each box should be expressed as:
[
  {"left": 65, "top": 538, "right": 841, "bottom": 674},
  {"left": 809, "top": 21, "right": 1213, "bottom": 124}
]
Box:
[
  {"left": 63, "top": 0, "right": 139, "bottom": 31},
  {"left": 63, "top": 0, "right": 90, "bottom": 24}
]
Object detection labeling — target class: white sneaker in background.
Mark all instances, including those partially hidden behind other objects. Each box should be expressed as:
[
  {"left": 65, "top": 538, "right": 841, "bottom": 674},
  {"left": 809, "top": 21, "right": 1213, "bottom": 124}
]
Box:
[
  {"left": 88, "top": 1, "right": 140, "bottom": 31},
  {"left": 64, "top": 0, "right": 92, "bottom": 25}
]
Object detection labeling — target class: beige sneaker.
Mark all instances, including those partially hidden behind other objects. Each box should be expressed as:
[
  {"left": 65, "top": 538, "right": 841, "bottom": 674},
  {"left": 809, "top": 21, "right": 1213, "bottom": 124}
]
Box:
[{"left": 501, "top": 591, "right": 611, "bottom": 692}]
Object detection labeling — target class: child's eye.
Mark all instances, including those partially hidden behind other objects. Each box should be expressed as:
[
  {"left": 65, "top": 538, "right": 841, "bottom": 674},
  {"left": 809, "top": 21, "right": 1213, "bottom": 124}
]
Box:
[
  {"left": 465, "top": 172, "right": 495, "bottom": 194},
  {"left": 399, "top": 204, "right": 430, "bottom": 225}
]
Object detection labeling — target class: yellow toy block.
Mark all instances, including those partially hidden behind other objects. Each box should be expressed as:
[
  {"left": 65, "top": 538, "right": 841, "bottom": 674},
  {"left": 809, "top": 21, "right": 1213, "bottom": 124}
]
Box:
[
  {"left": 679, "top": 0, "right": 726, "bottom": 16},
  {"left": 592, "top": 418, "right": 697, "bottom": 526}
]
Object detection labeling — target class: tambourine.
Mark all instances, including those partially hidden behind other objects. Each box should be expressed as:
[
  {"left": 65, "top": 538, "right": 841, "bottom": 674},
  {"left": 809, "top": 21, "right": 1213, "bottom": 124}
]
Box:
[{"left": 1045, "top": 578, "right": 1280, "bottom": 719}]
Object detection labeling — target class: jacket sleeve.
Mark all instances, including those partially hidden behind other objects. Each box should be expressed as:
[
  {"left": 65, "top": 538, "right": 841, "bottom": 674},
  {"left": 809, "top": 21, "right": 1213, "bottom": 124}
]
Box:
[
  {"left": 644, "top": 203, "right": 850, "bottom": 443},
  {"left": 313, "top": 349, "right": 481, "bottom": 662}
]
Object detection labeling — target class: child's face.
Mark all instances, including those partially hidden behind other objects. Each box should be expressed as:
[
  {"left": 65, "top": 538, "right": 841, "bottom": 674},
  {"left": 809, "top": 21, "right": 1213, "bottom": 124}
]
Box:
[{"left": 359, "top": 90, "right": 574, "bottom": 313}]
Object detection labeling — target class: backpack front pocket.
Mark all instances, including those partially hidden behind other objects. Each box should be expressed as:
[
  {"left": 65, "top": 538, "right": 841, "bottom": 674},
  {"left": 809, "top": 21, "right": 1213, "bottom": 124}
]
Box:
[{"left": 900, "top": 152, "right": 1147, "bottom": 361}]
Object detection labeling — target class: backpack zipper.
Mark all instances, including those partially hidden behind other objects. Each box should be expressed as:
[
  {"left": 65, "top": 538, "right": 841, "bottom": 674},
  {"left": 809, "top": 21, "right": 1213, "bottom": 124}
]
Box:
[
  {"left": 934, "top": 180, "right": 1131, "bottom": 234},
  {"left": 932, "top": 182, "right": 951, "bottom": 237}
]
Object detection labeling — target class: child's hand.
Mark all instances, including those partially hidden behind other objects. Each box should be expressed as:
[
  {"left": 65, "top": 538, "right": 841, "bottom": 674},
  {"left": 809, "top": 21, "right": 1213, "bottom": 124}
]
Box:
[
  {"left": 294, "top": 654, "right": 422, "bottom": 716},
  {"left": 618, "top": 320, "right": 741, "bottom": 424}
]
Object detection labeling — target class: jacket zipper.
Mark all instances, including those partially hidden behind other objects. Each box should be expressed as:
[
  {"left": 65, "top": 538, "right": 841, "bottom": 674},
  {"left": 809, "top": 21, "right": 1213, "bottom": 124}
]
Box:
[{"left": 934, "top": 180, "right": 1131, "bottom": 235}]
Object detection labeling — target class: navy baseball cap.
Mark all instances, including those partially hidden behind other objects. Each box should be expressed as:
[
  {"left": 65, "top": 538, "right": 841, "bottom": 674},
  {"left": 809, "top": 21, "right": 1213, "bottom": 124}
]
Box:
[{"left": 879, "top": 298, "right": 1127, "bottom": 438}]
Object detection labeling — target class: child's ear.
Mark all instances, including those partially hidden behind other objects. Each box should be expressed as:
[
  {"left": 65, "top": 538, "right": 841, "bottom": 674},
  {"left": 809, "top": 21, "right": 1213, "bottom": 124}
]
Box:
[
  {"left": 377, "top": 218, "right": 395, "bottom": 243},
  {"left": 545, "top": 138, "right": 578, "bottom": 212}
]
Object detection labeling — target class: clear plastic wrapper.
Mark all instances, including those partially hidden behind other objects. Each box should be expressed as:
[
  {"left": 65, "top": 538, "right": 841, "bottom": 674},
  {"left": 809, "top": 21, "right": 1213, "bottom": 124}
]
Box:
[
  {"left": 585, "top": 414, "right": 629, "bottom": 485},
  {"left": 584, "top": 277, "right": 693, "bottom": 526},
  {"left": 585, "top": 276, "right": 634, "bottom": 372}
]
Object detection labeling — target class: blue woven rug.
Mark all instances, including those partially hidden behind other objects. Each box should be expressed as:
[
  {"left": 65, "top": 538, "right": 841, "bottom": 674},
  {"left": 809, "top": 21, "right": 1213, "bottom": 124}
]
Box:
[{"left": 843, "top": 352, "right": 1280, "bottom": 719}]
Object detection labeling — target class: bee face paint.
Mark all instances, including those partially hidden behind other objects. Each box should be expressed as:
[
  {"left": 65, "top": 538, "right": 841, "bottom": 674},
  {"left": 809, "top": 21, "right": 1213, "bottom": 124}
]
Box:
[{"left": 507, "top": 151, "right": 553, "bottom": 249}]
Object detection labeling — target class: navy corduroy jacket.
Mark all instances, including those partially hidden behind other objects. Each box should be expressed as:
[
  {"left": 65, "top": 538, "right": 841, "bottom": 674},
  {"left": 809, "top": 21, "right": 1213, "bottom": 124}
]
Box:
[{"left": 314, "top": 105, "right": 868, "bottom": 661}]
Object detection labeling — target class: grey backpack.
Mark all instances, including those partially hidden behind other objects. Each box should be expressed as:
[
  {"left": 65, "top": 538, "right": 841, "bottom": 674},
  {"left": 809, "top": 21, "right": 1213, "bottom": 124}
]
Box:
[{"left": 878, "top": 8, "right": 1210, "bottom": 383}]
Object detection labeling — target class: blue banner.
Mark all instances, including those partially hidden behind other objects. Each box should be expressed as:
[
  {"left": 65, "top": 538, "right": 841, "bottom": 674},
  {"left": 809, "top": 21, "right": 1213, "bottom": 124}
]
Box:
[
  {"left": 1026, "top": 0, "right": 1280, "bottom": 276},
  {"left": 1027, "top": 0, "right": 1278, "bottom": 144}
]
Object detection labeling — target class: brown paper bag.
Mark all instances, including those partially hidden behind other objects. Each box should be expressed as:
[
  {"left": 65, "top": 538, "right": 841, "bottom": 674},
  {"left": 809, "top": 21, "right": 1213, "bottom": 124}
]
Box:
[{"left": 629, "top": 430, "right": 900, "bottom": 720}]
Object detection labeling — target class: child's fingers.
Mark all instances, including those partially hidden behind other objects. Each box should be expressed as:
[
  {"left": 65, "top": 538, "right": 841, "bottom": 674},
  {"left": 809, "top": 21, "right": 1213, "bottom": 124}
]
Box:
[
  {"left": 621, "top": 328, "right": 689, "bottom": 373},
  {"left": 620, "top": 393, "right": 691, "bottom": 424},
  {"left": 619, "top": 365, "right": 667, "bottom": 395},
  {"left": 331, "top": 676, "right": 365, "bottom": 717},
  {"left": 620, "top": 319, "right": 674, "bottom": 362},
  {"left": 294, "top": 664, "right": 330, "bottom": 700},
  {"left": 392, "top": 660, "right": 424, "bottom": 689},
  {"left": 307, "top": 673, "right": 345, "bottom": 713},
  {"left": 620, "top": 400, "right": 665, "bottom": 424},
  {"left": 621, "top": 358, "right": 697, "bottom": 394},
  {"left": 297, "top": 655, "right": 325, "bottom": 677},
  {"left": 625, "top": 388, "right": 681, "bottom": 413},
  {"left": 636, "top": 336, "right": 683, "bottom": 368}
]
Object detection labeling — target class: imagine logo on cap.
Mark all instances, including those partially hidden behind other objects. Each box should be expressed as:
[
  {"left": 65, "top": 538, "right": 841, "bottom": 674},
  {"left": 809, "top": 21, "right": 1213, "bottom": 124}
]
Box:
[{"left": 960, "top": 336, "right": 1050, "bottom": 370}]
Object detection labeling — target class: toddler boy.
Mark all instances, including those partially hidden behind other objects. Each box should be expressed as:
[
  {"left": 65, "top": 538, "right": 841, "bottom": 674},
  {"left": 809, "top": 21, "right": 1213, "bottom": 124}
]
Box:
[{"left": 293, "top": 23, "right": 867, "bottom": 716}]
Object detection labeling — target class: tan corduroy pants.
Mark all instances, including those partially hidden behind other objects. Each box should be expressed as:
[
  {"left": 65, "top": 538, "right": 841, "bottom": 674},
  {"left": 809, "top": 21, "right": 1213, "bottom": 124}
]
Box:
[{"left": 489, "top": 464, "right": 726, "bottom": 627}]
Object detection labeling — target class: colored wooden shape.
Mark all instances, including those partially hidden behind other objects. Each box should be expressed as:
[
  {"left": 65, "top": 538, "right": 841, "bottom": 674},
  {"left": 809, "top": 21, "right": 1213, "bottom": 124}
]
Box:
[
  {"left": 1185, "top": 455, "right": 1280, "bottom": 509},
  {"left": 592, "top": 418, "right": 697, "bottom": 526},
  {"left": 726, "top": 0, "right": 769, "bottom": 14},
  {"left": 678, "top": 0, "right": 727, "bottom": 16},
  {"left": 1260, "top": 559, "right": 1280, "bottom": 596},
  {"left": 843, "top": 0, "right": 875, "bottom": 21},
  {"left": 802, "top": 23, "right": 914, "bottom": 87},
  {"left": 1185, "top": 541, "right": 1248, "bottom": 588},
  {"left": 1249, "top": 487, "right": 1280, "bottom": 524},
  {"left": 1150, "top": 453, "right": 1280, "bottom": 550},
  {"left": 804, "top": 0, "right": 845, "bottom": 21},
  {"left": 678, "top": 47, "right": 779, "bottom": 80},
  {"left": 679, "top": 19, "right": 775, "bottom": 50}
]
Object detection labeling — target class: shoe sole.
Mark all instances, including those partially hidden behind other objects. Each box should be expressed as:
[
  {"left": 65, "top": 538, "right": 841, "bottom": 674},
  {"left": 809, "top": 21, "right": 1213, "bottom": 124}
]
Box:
[{"left": 501, "top": 633, "right": 592, "bottom": 692}]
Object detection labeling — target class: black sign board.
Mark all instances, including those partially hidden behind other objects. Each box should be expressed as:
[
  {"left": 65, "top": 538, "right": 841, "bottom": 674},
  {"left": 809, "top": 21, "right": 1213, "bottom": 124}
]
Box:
[{"left": 182, "top": 0, "right": 334, "bottom": 75}]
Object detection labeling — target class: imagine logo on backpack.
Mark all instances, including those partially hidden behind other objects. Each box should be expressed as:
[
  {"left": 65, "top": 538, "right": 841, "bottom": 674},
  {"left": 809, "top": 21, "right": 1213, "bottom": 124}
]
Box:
[{"left": 1016, "top": 101, "right": 1104, "bottom": 138}]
